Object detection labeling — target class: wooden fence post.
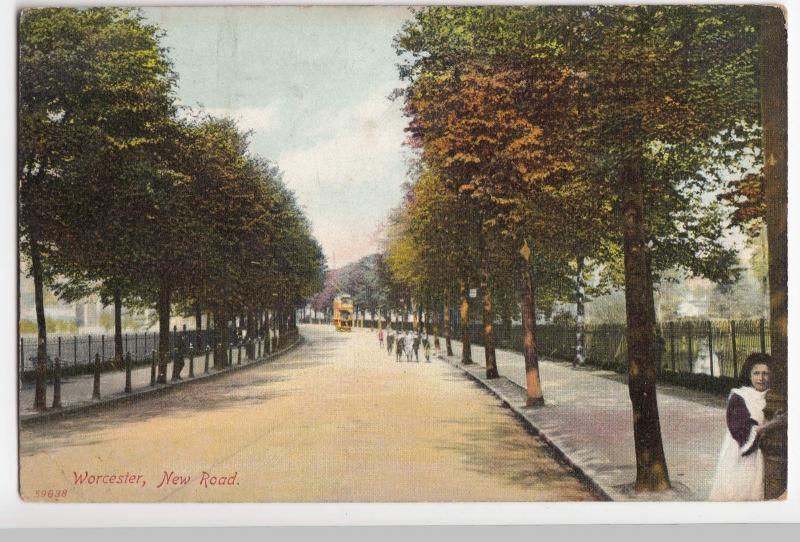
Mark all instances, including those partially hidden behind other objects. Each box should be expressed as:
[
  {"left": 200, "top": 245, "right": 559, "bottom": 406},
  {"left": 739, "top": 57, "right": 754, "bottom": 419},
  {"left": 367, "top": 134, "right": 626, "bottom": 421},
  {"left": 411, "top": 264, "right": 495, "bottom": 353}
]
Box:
[
  {"left": 760, "top": 318, "right": 767, "bottom": 353},
  {"left": 669, "top": 322, "right": 676, "bottom": 371},
  {"left": 150, "top": 350, "right": 156, "bottom": 386},
  {"left": 708, "top": 321, "right": 714, "bottom": 377},
  {"left": 51, "top": 337, "right": 62, "bottom": 409},
  {"left": 730, "top": 320, "right": 738, "bottom": 378},
  {"left": 125, "top": 352, "right": 132, "bottom": 393},
  {"left": 52, "top": 356, "right": 61, "bottom": 409},
  {"left": 687, "top": 322, "right": 694, "bottom": 373},
  {"left": 189, "top": 347, "right": 195, "bottom": 378},
  {"left": 92, "top": 353, "right": 101, "bottom": 400}
]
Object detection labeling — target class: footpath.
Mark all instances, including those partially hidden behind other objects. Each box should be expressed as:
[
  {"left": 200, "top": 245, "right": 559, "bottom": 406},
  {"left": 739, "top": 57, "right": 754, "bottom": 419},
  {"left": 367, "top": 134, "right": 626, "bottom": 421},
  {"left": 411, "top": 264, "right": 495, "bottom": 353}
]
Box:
[
  {"left": 19, "top": 338, "right": 301, "bottom": 426},
  {"left": 436, "top": 338, "right": 728, "bottom": 501}
]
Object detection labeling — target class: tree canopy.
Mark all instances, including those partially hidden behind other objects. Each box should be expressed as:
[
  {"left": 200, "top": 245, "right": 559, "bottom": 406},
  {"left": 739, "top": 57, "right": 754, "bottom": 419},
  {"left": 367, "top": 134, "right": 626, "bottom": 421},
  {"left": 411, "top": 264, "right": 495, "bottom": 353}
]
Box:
[{"left": 19, "top": 7, "right": 324, "bottom": 401}]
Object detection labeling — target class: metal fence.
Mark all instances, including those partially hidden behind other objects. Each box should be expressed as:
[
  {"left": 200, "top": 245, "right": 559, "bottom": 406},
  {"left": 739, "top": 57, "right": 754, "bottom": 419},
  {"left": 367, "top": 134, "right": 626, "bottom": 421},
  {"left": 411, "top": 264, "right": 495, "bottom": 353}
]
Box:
[
  {"left": 20, "top": 329, "right": 217, "bottom": 373},
  {"left": 448, "top": 318, "right": 770, "bottom": 379},
  {"left": 300, "top": 315, "right": 770, "bottom": 379}
]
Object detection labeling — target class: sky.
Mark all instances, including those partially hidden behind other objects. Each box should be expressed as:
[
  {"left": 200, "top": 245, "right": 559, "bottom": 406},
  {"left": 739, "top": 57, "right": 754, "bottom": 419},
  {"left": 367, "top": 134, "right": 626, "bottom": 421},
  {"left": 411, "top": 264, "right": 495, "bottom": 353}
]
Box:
[{"left": 142, "top": 6, "right": 415, "bottom": 268}]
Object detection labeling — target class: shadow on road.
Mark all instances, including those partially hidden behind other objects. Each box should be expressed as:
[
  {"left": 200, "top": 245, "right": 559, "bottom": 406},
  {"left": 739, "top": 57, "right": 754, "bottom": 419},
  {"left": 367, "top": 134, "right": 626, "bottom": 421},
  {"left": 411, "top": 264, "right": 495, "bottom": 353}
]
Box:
[{"left": 432, "top": 415, "right": 597, "bottom": 497}]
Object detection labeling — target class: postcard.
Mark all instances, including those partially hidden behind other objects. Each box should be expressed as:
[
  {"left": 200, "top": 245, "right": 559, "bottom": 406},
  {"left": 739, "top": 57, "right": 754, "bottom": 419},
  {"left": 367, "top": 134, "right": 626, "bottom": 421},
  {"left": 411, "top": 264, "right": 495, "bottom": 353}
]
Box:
[{"left": 14, "top": 3, "right": 790, "bottom": 514}]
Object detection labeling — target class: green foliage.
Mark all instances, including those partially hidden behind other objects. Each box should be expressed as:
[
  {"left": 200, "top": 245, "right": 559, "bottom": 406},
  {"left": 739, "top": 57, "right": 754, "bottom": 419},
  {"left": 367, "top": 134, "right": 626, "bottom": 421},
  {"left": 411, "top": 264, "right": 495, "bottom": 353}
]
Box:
[
  {"left": 99, "top": 312, "right": 115, "bottom": 332},
  {"left": 19, "top": 318, "right": 77, "bottom": 335},
  {"left": 393, "top": 5, "right": 759, "bottom": 319},
  {"left": 19, "top": 320, "right": 36, "bottom": 335},
  {"left": 18, "top": 8, "right": 324, "bottom": 344}
]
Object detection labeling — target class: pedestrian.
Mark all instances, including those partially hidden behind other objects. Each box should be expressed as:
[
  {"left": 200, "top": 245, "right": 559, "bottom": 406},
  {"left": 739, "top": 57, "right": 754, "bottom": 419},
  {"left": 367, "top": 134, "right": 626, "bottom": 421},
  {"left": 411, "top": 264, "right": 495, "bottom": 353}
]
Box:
[
  {"left": 423, "top": 334, "right": 431, "bottom": 363},
  {"left": 395, "top": 333, "right": 404, "bottom": 362},
  {"left": 404, "top": 331, "right": 413, "bottom": 362},
  {"left": 412, "top": 332, "right": 420, "bottom": 362},
  {"left": 378, "top": 328, "right": 384, "bottom": 350},
  {"left": 387, "top": 332, "right": 394, "bottom": 356},
  {"left": 708, "top": 353, "right": 786, "bottom": 501}
]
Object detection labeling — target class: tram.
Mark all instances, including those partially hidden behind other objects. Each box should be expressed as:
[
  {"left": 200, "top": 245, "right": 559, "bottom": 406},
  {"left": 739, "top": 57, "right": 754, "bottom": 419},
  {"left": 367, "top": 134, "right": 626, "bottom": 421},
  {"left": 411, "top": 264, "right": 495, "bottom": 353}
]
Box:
[{"left": 333, "top": 294, "right": 354, "bottom": 332}]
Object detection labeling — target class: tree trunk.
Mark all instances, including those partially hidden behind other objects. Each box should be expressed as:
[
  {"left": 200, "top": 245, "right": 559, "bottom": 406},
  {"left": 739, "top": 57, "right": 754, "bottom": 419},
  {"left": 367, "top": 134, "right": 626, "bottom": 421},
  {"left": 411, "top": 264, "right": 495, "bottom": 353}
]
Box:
[
  {"left": 574, "top": 256, "right": 587, "bottom": 367},
  {"left": 278, "top": 307, "right": 287, "bottom": 344},
  {"left": 114, "top": 289, "right": 123, "bottom": 367},
  {"left": 621, "top": 153, "right": 671, "bottom": 492},
  {"left": 195, "top": 304, "right": 202, "bottom": 351},
  {"left": 760, "top": 6, "right": 788, "bottom": 500},
  {"left": 480, "top": 255, "right": 498, "bottom": 379},
  {"left": 519, "top": 258, "right": 544, "bottom": 407},
  {"left": 156, "top": 283, "right": 171, "bottom": 384},
  {"left": 459, "top": 279, "right": 472, "bottom": 364},
  {"left": 213, "top": 308, "right": 228, "bottom": 369},
  {"left": 247, "top": 310, "right": 256, "bottom": 359},
  {"left": 30, "top": 236, "right": 47, "bottom": 410},
  {"left": 432, "top": 306, "right": 440, "bottom": 349},
  {"left": 443, "top": 289, "right": 453, "bottom": 356}
]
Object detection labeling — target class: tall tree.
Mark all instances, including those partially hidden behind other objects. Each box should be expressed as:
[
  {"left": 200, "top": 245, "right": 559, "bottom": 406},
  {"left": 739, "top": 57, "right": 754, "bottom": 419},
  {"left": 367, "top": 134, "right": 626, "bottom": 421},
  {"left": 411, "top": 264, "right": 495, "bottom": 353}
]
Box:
[
  {"left": 19, "top": 7, "right": 177, "bottom": 404},
  {"left": 561, "top": 6, "right": 758, "bottom": 491},
  {"left": 758, "top": 6, "right": 787, "bottom": 499},
  {"left": 396, "top": 5, "right": 759, "bottom": 491}
]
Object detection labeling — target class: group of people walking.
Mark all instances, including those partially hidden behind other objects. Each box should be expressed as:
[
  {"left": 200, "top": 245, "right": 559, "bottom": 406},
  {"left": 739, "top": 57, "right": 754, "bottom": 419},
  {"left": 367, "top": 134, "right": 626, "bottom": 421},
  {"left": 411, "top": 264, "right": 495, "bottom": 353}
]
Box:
[{"left": 377, "top": 329, "right": 431, "bottom": 363}]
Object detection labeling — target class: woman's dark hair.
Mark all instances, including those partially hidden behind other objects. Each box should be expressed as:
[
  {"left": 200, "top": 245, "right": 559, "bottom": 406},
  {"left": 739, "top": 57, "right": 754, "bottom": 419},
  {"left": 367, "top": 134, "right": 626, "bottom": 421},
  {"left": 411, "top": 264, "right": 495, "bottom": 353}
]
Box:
[{"left": 739, "top": 353, "right": 773, "bottom": 387}]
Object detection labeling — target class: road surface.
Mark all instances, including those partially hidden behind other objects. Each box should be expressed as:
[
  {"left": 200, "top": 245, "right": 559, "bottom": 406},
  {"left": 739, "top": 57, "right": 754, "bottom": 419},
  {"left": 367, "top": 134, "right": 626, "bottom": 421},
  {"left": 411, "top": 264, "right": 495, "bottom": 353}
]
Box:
[{"left": 19, "top": 325, "right": 597, "bottom": 502}]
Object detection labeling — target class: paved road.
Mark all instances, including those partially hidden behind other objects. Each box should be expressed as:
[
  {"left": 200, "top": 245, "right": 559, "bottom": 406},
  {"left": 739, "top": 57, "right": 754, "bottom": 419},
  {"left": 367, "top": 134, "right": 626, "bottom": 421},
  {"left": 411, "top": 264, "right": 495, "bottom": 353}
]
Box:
[
  {"left": 442, "top": 338, "right": 728, "bottom": 500},
  {"left": 19, "top": 325, "right": 597, "bottom": 502}
]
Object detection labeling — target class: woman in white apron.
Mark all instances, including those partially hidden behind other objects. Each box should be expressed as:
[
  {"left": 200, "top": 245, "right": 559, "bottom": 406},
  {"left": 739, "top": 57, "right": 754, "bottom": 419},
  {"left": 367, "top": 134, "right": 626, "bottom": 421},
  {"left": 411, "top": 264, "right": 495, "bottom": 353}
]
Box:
[{"left": 708, "top": 353, "right": 784, "bottom": 501}]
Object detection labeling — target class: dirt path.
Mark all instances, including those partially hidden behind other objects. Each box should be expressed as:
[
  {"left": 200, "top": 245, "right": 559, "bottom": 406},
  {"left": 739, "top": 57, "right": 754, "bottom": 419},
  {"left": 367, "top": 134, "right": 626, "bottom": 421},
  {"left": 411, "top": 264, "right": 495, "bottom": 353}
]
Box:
[{"left": 19, "top": 325, "right": 597, "bottom": 502}]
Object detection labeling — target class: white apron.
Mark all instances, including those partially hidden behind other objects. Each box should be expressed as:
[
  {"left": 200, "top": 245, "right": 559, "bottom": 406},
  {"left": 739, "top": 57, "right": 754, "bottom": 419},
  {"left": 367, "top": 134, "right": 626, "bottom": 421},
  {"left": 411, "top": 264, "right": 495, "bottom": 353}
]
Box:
[{"left": 707, "top": 386, "right": 767, "bottom": 501}]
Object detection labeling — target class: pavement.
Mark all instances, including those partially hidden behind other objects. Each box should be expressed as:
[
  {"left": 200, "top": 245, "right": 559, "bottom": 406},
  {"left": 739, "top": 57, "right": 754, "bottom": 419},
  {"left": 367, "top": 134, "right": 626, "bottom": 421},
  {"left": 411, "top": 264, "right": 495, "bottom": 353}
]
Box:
[
  {"left": 19, "top": 324, "right": 598, "bottom": 502},
  {"left": 434, "top": 336, "right": 728, "bottom": 501},
  {"left": 19, "top": 338, "right": 290, "bottom": 423}
]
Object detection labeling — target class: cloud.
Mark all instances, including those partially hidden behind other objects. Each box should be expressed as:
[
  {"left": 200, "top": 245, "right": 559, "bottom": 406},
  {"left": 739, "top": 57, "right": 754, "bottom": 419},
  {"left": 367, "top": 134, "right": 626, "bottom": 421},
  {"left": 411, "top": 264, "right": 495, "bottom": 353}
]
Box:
[
  {"left": 278, "top": 87, "right": 407, "bottom": 191},
  {"left": 276, "top": 86, "right": 410, "bottom": 265}
]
